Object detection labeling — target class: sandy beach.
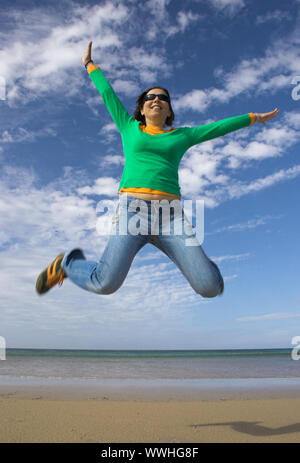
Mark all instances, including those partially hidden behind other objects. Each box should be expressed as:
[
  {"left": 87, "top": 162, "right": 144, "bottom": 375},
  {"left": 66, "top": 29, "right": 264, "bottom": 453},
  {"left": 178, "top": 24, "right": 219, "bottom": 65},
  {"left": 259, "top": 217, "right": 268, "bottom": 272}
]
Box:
[
  {"left": 2, "top": 349, "right": 300, "bottom": 443},
  {"left": 1, "top": 392, "right": 300, "bottom": 443}
]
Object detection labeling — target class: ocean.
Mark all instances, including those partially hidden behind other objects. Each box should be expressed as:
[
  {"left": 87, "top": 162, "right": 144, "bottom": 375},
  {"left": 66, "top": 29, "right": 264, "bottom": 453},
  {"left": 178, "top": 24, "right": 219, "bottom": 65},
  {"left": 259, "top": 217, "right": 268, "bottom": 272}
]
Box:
[
  {"left": 1, "top": 348, "right": 299, "bottom": 399},
  {"left": 1, "top": 348, "right": 299, "bottom": 380}
]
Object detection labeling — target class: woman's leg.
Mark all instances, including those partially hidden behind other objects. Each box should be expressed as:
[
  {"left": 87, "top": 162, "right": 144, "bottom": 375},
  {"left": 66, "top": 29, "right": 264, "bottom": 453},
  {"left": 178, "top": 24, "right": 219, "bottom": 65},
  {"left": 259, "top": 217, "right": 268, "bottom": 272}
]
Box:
[
  {"left": 150, "top": 205, "right": 224, "bottom": 298},
  {"left": 61, "top": 231, "right": 147, "bottom": 294},
  {"left": 61, "top": 198, "right": 148, "bottom": 294},
  {"left": 36, "top": 195, "right": 153, "bottom": 296}
]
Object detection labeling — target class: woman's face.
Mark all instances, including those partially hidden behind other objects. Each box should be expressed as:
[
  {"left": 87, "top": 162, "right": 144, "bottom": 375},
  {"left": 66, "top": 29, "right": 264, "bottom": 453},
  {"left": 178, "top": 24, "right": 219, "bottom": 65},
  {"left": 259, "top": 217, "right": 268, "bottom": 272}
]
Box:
[{"left": 140, "top": 88, "right": 171, "bottom": 126}]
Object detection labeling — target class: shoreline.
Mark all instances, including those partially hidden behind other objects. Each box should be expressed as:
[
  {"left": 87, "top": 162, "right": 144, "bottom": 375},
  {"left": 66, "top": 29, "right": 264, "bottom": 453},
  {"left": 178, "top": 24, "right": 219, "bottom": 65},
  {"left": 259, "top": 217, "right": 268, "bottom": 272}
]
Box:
[{"left": 0, "top": 376, "right": 300, "bottom": 401}]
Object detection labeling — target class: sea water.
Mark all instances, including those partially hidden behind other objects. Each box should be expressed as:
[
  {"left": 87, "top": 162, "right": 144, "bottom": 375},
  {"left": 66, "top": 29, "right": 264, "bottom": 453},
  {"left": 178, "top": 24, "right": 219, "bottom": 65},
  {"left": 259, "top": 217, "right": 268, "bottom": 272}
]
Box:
[
  {"left": 1, "top": 348, "right": 298, "bottom": 380},
  {"left": 0, "top": 348, "right": 299, "bottom": 399}
]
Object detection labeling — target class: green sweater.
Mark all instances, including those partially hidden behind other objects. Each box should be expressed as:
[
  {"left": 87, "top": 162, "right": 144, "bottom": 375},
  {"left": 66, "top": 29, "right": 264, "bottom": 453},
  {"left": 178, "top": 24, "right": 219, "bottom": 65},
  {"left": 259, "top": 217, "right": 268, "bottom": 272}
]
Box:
[{"left": 89, "top": 68, "right": 252, "bottom": 196}]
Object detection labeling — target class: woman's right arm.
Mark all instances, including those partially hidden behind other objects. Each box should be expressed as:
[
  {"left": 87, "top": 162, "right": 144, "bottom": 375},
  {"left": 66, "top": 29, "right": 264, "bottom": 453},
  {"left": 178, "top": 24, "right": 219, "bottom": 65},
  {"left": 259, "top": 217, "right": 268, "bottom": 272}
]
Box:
[{"left": 82, "top": 41, "right": 133, "bottom": 133}]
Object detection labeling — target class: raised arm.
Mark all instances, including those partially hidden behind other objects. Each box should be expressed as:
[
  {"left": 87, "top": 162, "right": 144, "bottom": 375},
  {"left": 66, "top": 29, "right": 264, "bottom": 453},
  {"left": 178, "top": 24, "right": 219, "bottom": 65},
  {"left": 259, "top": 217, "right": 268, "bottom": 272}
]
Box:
[
  {"left": 82, "top": 41, "right": 133, "bottom": 133},
  {"left": 186, "top": 108, "right": 279, "bottom": 147}
]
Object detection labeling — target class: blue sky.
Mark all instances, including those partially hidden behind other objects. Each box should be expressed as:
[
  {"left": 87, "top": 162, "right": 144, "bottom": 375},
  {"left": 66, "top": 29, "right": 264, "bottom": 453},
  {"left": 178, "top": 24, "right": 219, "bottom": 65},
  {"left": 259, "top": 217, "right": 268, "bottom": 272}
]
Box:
[{"left": 0, "top": 0, "right": 299, "bottom": 350}]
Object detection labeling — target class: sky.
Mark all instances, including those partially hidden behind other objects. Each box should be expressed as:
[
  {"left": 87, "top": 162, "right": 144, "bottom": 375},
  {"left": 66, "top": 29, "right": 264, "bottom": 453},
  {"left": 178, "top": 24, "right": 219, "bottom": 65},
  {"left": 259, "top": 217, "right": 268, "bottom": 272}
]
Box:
[{"left": 0, "top": 0, "right": 299, "bottom": 350}]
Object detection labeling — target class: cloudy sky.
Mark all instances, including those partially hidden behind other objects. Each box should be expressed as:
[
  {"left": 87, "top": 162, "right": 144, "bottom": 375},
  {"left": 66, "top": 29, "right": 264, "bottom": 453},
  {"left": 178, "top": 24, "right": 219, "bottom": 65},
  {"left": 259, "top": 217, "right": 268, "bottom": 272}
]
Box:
[{"left": 0, "top": 0, "right": 299, "bottom": 350}]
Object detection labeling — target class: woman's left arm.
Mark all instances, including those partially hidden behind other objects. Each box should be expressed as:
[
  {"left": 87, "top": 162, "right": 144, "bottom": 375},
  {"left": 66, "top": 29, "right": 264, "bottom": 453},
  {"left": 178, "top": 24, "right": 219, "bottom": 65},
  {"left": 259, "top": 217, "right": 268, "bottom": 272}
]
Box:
[{"left": 186, "top": 108, "right": 280, "bottom": 146}]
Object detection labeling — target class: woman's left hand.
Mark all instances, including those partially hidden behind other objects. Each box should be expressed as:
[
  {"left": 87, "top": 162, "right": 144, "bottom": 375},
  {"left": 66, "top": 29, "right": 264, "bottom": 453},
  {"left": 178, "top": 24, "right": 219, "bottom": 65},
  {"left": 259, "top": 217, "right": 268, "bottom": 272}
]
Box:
[{"left": 255, "top": 108, "right": 279, "bottom": 125}]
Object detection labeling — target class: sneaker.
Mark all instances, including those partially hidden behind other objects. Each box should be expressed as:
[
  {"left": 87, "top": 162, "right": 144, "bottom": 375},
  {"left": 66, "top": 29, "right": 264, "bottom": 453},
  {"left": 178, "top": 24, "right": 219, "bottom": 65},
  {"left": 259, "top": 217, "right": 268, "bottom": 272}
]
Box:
[{"left": 36, "top": 253, "right": 66, "bottom": 295}]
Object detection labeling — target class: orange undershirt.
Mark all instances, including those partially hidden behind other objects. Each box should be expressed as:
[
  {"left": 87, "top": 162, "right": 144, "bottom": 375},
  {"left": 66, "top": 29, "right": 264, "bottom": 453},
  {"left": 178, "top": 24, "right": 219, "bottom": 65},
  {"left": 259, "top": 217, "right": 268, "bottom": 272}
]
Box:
[{"left": 87, "top": 64, "right": 256, "bottom": 197}]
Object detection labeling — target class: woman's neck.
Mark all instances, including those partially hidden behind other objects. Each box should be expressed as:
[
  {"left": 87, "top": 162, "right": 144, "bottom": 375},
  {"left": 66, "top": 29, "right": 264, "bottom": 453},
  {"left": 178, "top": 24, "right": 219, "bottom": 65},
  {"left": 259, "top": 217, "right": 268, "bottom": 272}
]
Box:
[{"left": 144, "top": 117, "right": 165, "bottom": 130}]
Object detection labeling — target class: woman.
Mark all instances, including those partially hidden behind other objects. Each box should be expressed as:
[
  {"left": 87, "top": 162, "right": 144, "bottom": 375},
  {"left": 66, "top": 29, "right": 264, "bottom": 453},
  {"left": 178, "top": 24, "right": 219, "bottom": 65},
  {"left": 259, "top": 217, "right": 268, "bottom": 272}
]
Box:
[{"left": 35, "top": 41, "right": 279, "bottom": 297}]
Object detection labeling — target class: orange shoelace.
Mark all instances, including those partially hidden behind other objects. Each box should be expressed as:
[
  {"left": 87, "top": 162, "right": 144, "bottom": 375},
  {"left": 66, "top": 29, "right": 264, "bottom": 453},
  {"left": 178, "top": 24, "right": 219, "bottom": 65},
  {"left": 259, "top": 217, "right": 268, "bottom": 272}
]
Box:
[
  {"left": 46, "top": 257, "right": 65, "bottom": 287},
  {"left": 58, "top": 272, "right": 65, "bottom": 287}
]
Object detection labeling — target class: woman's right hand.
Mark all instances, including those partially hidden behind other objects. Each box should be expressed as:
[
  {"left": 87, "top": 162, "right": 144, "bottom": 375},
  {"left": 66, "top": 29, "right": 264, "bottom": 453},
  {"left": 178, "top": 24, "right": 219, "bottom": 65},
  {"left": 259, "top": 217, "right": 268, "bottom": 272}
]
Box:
[{"left": 82, "top": 41, "right": 93, "bottom": 67}]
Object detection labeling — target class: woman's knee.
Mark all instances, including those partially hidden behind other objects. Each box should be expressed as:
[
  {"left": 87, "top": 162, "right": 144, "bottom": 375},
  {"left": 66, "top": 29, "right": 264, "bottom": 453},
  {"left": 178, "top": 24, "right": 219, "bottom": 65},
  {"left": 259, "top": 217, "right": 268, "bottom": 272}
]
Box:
[
  {"left": 193, "top": 271, "right": 224, "bottom": 298},
  {"left": 91, "top": 269, "right": 124, "bottom": 295},
  {"left": 92, "top": 279, "right": 122, "bottom": 295},
  {"left": 196, "top": 281, "right": 224, "bottom": 298}
]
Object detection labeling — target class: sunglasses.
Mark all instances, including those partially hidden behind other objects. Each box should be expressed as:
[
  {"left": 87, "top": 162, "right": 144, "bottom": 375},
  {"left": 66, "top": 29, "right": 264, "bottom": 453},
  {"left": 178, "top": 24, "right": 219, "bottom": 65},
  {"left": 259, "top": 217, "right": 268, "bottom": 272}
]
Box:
[{"left": 143, "top": 93, "right": 170, "bottom": 103}]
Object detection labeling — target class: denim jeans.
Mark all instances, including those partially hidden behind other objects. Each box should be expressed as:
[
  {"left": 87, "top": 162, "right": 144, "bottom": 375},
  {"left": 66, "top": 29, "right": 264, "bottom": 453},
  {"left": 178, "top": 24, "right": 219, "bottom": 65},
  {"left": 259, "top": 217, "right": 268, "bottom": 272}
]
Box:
[{"left": 61, "top": 195, "right": 224, "bottom": 298}]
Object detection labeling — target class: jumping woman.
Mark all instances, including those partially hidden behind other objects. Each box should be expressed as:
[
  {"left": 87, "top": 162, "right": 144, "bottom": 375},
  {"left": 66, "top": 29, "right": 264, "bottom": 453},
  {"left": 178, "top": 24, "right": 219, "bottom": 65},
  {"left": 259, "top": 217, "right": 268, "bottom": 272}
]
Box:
[{"left": 36, "top": 41, "right": 279, "bottom": 298}]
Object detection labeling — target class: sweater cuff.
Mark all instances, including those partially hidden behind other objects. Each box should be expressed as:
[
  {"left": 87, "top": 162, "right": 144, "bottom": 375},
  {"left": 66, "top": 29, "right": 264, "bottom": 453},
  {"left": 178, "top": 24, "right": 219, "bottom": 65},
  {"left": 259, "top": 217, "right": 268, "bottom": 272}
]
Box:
[
  {"left": 87, "top": 64, "right": 100, "bottom": 74},
  {"left": 248, "top": 113, "right": 256, "bottom": 125}
]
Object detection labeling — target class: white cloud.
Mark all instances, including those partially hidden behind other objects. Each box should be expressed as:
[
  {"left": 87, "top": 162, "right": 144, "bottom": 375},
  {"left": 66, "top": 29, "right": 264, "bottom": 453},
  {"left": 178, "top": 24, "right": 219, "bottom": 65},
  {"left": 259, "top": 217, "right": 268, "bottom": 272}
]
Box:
[
  {"left": 177, "top": 10, "right": 200, "bottom": 31},
  {"left": 227, "top": 164, "right": 300, "bottom": 200},
  {"left": 0, "top": 166, "right": 100, "bottom": 249},
  {"left": 283, "top": 111, "right": 300, "bottom": 130},
  {"left": 0, "top": 161, "right": 212, "bottom": 348},
  {"left": 112, "top": 79, "right": 139, "bottom": 97},
  {"left": 223, "top": 274, "right": 238, "bottom": 281},
  {"left": 0, "top": 243, "right": 207, "bottom": 349},
  {"left": 1, "top": 3, "right": 130, "bottom": 106},
  {"left": 173, "top": 89, "right": 210, "bottom": 112},
  {"left": 85, "top": 95, "right": 103, "bottom": 116},
  {"left": 255, "top": 126, "right": 298, "bottom": 148},
  {"left": 178, "top": 111, "right": 300, "bottom": 205},
  {"left": 127, "top": 47, "right": 172, "bottom": 83},
  {"left": 0, "top": 127, "right": 56, "bottom": 144},
  {"left": 208, "top": 215, "right": 281, "bottom": 234},
  {"left": 211, "top": 253, "right": 250, "bottom": 262},
  {"left": 167, "top": 10, "right": 201, "bottom": 36},
  {"left": 181, "top": 160, "right": 300, "bottom": 207},
  {"left": 0, "top": 162, "right": 205, "bottom": 336},
  {"left": 102, "top": 122, "right": 118, "bottom": 134},
  {"left": 256, "top": 9, "right": 292, "bottom": 25},
  {"left": 222, "top": 140, "right": 282, "bottom": 166},
  {"left": 77, "top": 176, "right": 120, "bottom": 196},
  {"left": 2, "top": 0, "right": 298, "bottom": 119},
  {"left": 100, "top": 122, "right": 119, "bottom": 143},
  {"left": 0, "top": 2, "right": 176, "bottom": 107},
  {"left": 100, "top": 154, "right": 125, "bottom": 167},
  {"left": 207, "top": 0, "right": 245, "bottom": 16},
  {"left": 143, "top": 0, "right": 202, "bottom": 41},
  {"left": 174, "top": 24, "right": 300, "bottom": 112},
  {"left": 259, "top": 74, "right": 293, "bottom": 92},
  {"left": 144, "top": 0, "right": 171, "bottom": 21},
  {"left": 237, "top": 312, "right": 300, "bottom": 322}
]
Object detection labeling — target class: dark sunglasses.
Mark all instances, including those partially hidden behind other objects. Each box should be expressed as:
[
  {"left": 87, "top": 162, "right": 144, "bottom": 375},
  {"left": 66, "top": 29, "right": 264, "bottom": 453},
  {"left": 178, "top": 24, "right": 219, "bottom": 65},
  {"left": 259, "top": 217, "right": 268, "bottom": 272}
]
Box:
[{"left": 143, "top": 93, "right": 170, "bottom": 103}]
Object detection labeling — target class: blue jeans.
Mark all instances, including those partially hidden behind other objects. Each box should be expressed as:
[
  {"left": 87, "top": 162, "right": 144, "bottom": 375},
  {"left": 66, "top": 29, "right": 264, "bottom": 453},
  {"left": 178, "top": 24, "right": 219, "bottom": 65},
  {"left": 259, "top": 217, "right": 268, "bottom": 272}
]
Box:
[{"left": 61, "top": 195, "right": 224, "bottom": 298}]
